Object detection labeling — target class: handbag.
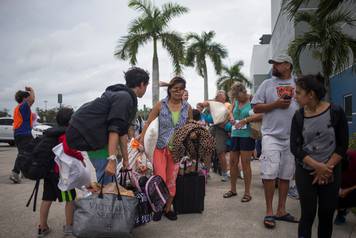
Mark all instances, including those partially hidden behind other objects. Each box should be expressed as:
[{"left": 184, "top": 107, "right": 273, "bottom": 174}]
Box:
[{"left": 72, "top": 175, "right": 138, "bottom": 238}]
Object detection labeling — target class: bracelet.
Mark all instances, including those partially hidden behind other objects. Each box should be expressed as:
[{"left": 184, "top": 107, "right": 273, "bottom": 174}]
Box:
[
  {"left": 107, "top": 155, "right": 117, "bottom": 161},
  {"left": 244, "top": 118, "right": 248, "bottom": 124}
]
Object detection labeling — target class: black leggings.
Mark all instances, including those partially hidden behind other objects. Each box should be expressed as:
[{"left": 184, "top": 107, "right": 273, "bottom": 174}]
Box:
[
  {"left": 13, "top": 135, "right": 33, "bottom": 174},
  {"left": 295, "top": 164, "right": 341, "bottom": 238}
]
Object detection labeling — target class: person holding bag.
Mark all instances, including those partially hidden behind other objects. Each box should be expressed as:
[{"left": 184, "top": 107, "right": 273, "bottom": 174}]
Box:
[
  {"left": 290, "top": 74, "right": 349, "bottom": 238},
  {"left": 140, "top": 77, "right": 193, "bottom": 221},
  {"left": 223, "top": 83, "right": 262, "bottom": 202},
  {"left": 65, "top": 67, "right": 149, "bottom": 177}
]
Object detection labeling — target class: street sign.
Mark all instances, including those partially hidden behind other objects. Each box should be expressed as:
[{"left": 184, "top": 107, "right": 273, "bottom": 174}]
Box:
[{"left": 58, "top": 94, "right": 62, "bottom": 104}]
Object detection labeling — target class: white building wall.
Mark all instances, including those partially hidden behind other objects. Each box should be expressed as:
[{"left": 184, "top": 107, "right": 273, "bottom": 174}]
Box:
[{"left": 250, "top": 44, "right": 271, "bottom": 93}]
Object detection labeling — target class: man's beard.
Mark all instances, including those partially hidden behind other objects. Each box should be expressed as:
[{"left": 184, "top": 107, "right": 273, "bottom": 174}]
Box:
[{"left": 272, "top": 69, "right": 282, "bottom": 78}]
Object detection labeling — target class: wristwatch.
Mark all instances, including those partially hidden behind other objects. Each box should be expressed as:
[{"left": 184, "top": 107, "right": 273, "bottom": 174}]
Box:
[{"left": 107, "top": 155, "right": 117, "bottom": 161}]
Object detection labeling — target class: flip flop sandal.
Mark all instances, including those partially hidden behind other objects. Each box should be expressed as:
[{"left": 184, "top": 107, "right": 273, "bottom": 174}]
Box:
[
  {"left": 274, "top": 213, "right": 299, "bottom": 223},
  {"left": 264, "top": 216, "right": 276, "bottom": 229},
  {"left": 223, "top": 191, "right": 237, "bottom": 198},
  {"left": 241, "top": 194, "right": 252, "bottom": 202}
]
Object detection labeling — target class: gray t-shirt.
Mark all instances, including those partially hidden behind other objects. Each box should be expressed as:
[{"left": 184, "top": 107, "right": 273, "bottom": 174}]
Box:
[
  {"left": 251, "top": 77, "right": 299, "bottom": 139},
  {"left": 302, "top": 108, "right": 336, "bottom": 170}
]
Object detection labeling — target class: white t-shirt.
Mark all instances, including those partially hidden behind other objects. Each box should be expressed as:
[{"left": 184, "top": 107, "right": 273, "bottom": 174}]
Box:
[{"left": 251, "top": 77, "right": 299, "bottom": 140}]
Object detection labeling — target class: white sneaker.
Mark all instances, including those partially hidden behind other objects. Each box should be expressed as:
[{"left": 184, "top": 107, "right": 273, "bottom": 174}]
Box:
[
  {"left": 9, "top": 172, "right": 21, "bottom": 183},
  {"left": 63, "top": 225, "right": 73, "bottom": 236}
]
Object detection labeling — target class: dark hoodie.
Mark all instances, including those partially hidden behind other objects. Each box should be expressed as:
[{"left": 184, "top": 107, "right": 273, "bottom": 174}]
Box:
[{"left": 67, "top": 84, "right": 138, "bottom": 151}]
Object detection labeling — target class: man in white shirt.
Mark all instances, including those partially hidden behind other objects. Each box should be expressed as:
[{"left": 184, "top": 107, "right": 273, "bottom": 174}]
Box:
[{"left": 252, "top": 54, "right": 299, "bottom": 229}]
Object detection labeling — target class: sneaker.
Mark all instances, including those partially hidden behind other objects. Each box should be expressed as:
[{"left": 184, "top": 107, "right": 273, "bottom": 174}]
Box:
[
  {"left": 237, "top": 171, "right": 244, "bottom": 180},
  {"left": 152, "top": 211, "right": 163, "bottom": 221},
  {"left": 37, "top": 226, "right": 50, "bottom": 238},
  {"left": 288, "top": 185, "right": 299, "bottom": 200},
  {"left": 9, "top": 172, "right": 21, "bottom": 184},
  {"left": 164, "top": 210, "right": 177, "bottom": 221},
  {"left": 63, "top": 225, "right": 73, "bottom": 236},
  {"left": 334, "top": 209, "right": 348, "bottom": 225},
  {"left": 221, "top": 172, "right": 228, "bottom": 182}
]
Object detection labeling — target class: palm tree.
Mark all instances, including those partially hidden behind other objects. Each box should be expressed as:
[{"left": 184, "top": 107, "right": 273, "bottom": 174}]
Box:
[
  {"left": 115, "top": 0, "right": 188, "bottom": 105},
  {"left": 185, "top": 31, "right": 228, "bottom": 100},
  {"left": 283, "top": 0, "right": 345, "bottom": 19},
  {"left": 288, "top": 9, "right": 356, "bottom": 100},
  {"left": 216, "top": 61, "right": 251, "bottom": 94}
]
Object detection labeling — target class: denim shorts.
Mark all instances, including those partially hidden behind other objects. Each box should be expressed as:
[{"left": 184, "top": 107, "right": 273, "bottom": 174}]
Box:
[{"left": 231, "top": 137, "right": 255, "bottom": 151}]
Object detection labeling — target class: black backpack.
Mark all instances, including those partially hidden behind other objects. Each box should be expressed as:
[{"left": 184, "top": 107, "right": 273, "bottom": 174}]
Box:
[
  {"left": 20, "top": 135, "right": 58, "bottom": 181},
  {"left": 22, "top": 127, "right": 65, "bottom": 211}
]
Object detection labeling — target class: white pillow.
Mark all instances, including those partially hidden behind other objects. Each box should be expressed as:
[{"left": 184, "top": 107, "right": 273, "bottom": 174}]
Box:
[
  {"left": 144, "top": 117, "right": 159, "bottom": 161},
  {"left": 209, "top": 101, "right": 229, "bottom": 125}
]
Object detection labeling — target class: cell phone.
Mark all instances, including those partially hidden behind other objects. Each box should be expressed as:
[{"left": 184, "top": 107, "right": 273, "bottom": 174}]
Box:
[{"left": 282, "top": 95, "right": 292, "bottom": 100}]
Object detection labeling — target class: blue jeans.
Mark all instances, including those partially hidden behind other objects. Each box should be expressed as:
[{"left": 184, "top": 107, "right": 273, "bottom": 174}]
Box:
[{"left": 89, "top": 158, "right": 112, "bottom": 185}]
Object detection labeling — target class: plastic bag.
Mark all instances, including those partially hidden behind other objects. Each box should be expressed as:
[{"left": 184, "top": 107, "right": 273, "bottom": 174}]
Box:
[{"left": 53, "top": 143, "right": 91, "bottom": 191}]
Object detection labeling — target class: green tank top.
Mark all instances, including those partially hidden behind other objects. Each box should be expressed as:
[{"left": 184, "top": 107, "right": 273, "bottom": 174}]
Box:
[
  {"left": 168, "top": 111, "right": 181, "bottom": 150},
  {"left": 231, "top": 100, "right": 252, "bottom": 138}
]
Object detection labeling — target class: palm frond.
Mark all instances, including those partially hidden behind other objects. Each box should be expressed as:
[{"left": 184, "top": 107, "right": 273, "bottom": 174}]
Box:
[
  {"left": 195, "top": 54, "right": 206, "bottom": 77},
  {"left": 326, "top": 9, "right": 356, "bottom": 27},
  {"left": 203, "top": 31, "right": 216, "bottom": 42},
  {"left": 186, "top": 32, "right": 201, "bottom": 42},
  {"left": 128, "top": 16, "right": 152, "bottom": 34},
  {"left": 114, "top": 33, "right": 151, "bottom": 65},
  {"left": 207, "top": 43, "right": 228, "bottom": 74},
  {"left": 161, "top": 3, "right": 189, "bottom": 26},
  {"left": 283, "top": 0, "right": 309, "bottom": 19},
  {"left": 216, "top": 76, "right": 229, "bottom": 88},
  {"left": 288, "top": 32, "right": 321, "bottom": 73},
  {"left": 160, "top": 31, "right": 185, "bottom": 74},
  {"left": 128, "top": 0, "right": 153, "bottom": 15},
  {"left": 294, "top": 11, "right": 314, "bottom": 25},
  {"left": 317, "top": 0, "right": 345, "bottom": 17}
]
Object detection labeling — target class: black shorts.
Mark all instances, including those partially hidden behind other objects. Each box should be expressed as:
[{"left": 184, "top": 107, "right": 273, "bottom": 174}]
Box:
[
  {"left": 42, "top": 174, "right": 76, "bottom": 202},
  {"left": 231, "top": 137, "right": 255, "bottom": 151}
]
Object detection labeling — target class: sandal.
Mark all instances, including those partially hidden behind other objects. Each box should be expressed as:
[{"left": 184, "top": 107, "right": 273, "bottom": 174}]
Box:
[
  {"left": 264, "top": 216, "right": 276, "bottom": 229},
  {"left": 241, "top": 194, "right": 252, "bottom": 202},
  {"left": 274, "top": 213, "right": 299, "bottom": 223},
  {"left": 223, "top": 191, "right": 237, "bottom": 198},
  {"left": 38, "top": 225, "right": 51, "bottom": 237}
]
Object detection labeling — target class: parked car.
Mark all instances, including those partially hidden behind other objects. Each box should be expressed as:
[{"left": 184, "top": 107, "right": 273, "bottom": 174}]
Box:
[
  {"left": 0, "top": 117, "right": 15, "bottom": 146},
  {"left": 0, "top": 116, "right": 53, "bottom": 146}
]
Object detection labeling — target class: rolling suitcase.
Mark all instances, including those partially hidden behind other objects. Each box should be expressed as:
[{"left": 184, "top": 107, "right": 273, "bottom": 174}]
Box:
[{"left": 174, "top": 157, "right": 205, "bottom": 214}]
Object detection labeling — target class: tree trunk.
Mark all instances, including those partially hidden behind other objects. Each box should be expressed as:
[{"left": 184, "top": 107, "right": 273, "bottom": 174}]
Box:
[
  {"left": 203, "top": 61, "right": 208, "bottom": 100},
  {"left": 152, "top": 38, "right": 159, "bottom": 106}
]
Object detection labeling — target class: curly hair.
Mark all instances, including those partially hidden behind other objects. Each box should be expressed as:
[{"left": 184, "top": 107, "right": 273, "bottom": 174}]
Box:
[{"left": 229, "top": 82, "right": 246, "bottom": 99}]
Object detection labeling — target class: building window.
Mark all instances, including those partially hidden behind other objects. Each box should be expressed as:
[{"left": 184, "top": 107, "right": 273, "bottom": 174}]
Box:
[{"left": 344, "top": 94, "right": 352, "bottom": 122}]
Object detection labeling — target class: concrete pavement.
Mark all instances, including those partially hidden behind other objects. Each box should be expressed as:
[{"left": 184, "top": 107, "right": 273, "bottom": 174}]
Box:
[{"left": 0, "top": 143, "right": 355, "bottom": 238}]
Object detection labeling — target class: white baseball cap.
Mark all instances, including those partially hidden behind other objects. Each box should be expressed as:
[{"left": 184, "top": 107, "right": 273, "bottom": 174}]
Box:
[{"left": 268, "top": 54, "right": 293, "bottom": 65}]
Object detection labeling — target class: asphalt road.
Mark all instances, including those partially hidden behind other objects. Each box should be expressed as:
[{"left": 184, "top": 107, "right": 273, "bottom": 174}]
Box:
[{"left": 0, "top": 143, "right": 355, "bottom": 238}]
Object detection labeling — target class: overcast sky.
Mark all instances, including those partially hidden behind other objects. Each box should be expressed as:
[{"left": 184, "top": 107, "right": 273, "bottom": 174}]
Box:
[{"left": 0, "top": 0, "right": 271, "bottom": 113}]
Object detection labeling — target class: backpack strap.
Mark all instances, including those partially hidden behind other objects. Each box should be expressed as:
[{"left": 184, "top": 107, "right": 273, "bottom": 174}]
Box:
[{"left": 26, "top": 179, "right": 40, "bottom": 212}]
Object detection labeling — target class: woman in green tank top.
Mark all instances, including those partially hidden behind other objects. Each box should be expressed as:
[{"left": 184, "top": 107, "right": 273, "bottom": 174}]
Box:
[{"left": 223, "top": 83, "right": 262, "bottom": 202}]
